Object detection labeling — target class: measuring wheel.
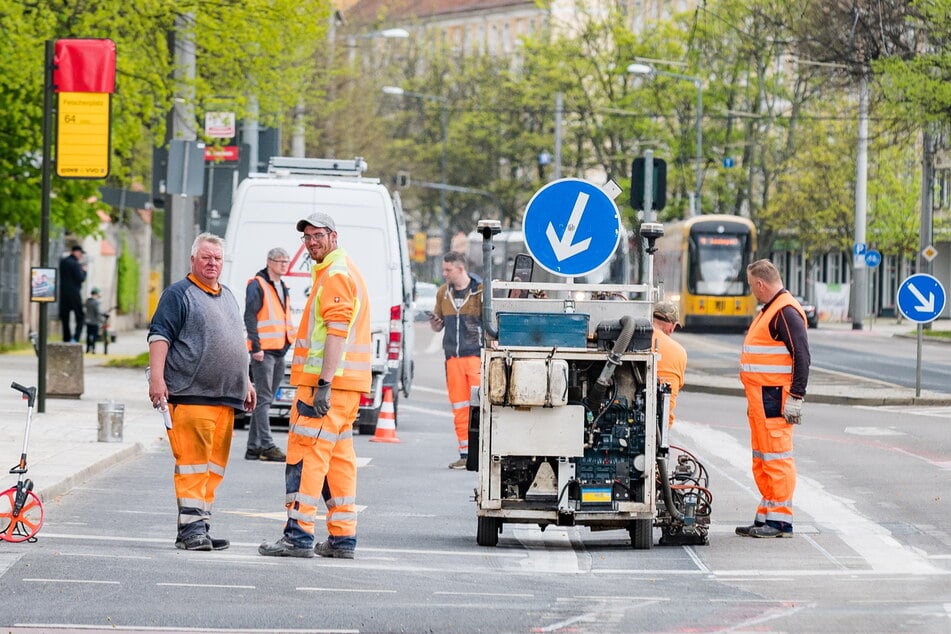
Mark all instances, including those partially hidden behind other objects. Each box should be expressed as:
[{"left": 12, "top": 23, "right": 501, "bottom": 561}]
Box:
[{"left": 0, "top": 483, "right": 44, "bottom": 543}]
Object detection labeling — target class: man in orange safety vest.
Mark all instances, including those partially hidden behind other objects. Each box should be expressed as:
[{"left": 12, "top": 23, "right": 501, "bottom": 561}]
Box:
[
  {"left": 259, "top": 212, "right": 371, "bottom": 559},
  {"left": 737, "top": 259, "right": 810, "bottom": 539}
]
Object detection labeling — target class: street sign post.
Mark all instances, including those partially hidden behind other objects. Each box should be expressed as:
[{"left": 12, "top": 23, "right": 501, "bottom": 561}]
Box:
[
  {"left": 864, "top": 249, "right": 882, "bottom": 268},
  {"left": 522, "top": 178, "right": 621, "bottom": 278},
  {"left": 896, "top": 273, "right": 947, "bottom": 396}
]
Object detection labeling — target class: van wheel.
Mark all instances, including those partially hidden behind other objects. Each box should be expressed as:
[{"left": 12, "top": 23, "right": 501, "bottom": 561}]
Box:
[{"left": 357, "top": 392, "right": 399, "bottom": 435}]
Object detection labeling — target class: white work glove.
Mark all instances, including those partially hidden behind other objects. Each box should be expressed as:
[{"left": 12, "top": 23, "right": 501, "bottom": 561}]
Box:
[
  {"left": 783, "top": 396, "right": 803, "bottom": 425},
  {"left": 313, "top": 380, "right": 332, "bottom": 418}
]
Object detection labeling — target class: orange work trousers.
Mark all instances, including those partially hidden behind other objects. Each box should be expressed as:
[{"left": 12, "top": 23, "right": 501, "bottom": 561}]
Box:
[
  {"left": 166, "top": 403, "right": 234, "bottom": 539},
  {"left": 445, "top": 355, "right": 480, "bottom": 455},
  {"left": 282, "top": 385, "right": 360, "bottom": 548},
  {"left": 744, "top": 384, "right": 796, "bottom": 530}
]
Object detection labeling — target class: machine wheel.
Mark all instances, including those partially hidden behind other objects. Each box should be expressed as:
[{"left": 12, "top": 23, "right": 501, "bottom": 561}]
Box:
[
  {"left": 476, "top": 516, "right": 501, "bottom": 547},
  {"left": 629, "top": 519, "right": 653, "bottom": 550}
]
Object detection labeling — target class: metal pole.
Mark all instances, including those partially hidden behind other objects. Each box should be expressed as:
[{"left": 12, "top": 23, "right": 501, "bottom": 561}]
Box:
[
  {"left": 642, "top": 150, "right": 654, "bottom": 283},
  {"left": 693, "top": 79, "right": 703, "bottom": 217},
  {"left": 439, "top": 103, "right": 448, "bottom": 253},
  {"left": 852, "top": 75, "right": 869, "bottom": 330},
  {"left": 38, "top": 40, "right": 55, "bottom": 414},
  {"left": 553, "top": 92, "right": 563, "bottom": 180},
  {"left": 916, "top": 324, "right": 922, "bottom": 397}
]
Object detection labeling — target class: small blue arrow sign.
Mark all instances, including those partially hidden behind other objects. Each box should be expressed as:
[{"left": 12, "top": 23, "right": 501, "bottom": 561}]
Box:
[
  {"left": 864, "top": 249, "right": 882, "bottom": 268},
  {"left": 522, "top": 178, "right": 621, "bottom": 277},
  {"left": 897, "top": 274, "right": 946, "bottom": 323}
]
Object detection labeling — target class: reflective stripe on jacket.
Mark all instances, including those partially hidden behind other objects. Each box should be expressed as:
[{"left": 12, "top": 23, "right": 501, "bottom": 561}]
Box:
[
  {"left": 739, "top": 292, "right": 806, "bottom": 389},
  {"left": 246, "top": 275, "right": 294, "bottom": 352},
  {"left": 290, "top": 248, "right": 372, "bottom": 393}
]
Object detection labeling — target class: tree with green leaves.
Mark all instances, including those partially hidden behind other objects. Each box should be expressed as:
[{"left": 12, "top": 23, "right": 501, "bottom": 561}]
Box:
[{"left": 0, "top": 0, "right": 329, "bottom": 239}]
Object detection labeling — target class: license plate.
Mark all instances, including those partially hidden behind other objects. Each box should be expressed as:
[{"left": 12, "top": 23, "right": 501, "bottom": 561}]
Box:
[{"left": 274, "top": 387, "right": 294, "bottom": 404}]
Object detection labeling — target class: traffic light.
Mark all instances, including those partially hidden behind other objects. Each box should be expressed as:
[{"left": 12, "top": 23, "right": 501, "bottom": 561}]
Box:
[{"left": 631, "top": 157, "right": 666, "bottom": 211}]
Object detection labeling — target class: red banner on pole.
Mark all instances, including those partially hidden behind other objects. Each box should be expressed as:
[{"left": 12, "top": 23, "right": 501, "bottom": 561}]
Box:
[{"left": 53, "top": 39, "right": 116, "bottom": 93}]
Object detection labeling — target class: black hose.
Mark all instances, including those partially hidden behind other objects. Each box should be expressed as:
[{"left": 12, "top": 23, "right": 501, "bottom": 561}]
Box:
[
  {"left": 657, "top": 455, "right": 684, "bottom": 522},
  {"left": 590, "top": 315, "right": 635, "bottom": 403}
]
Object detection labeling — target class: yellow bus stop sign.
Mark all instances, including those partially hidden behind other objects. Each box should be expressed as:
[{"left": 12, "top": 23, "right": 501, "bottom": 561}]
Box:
[{"left": 56, "top": 91, "right": 110, "bottom": 178}]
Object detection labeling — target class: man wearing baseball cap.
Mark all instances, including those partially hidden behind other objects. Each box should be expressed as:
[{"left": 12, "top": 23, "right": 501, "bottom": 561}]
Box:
[
  {"left": 259, "top": 211, "right": 371, "bottom": 559},
  {"left": 652, "top": 300, "right": 687, "bottom": 428}
]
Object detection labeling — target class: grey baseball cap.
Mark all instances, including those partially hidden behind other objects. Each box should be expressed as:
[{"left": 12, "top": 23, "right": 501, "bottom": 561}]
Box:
[
  {"left": 652, "top": 300, "right": 680, "bottom": 325},
  {"left": 296, "top": 212, "right": 336, "bottom": 233}
]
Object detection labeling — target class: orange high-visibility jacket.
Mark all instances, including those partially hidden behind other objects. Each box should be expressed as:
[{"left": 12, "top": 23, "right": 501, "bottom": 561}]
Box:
[
  {"left": 290, "top": 248, "right": 371, "bottom": 393},
  {"left": 740, "top": 292, "right": 806, "bottom": 391},
  {"left": 246, "top": 275, "right": 294, "bottom": 352}
]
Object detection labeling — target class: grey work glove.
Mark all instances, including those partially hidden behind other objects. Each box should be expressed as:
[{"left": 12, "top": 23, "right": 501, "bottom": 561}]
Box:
[
  {"left": 783, "top": 396, "right": 803, "bottom": 425},
  {"left": 313, "top": 380, "right": 332, "bottom": 418}
]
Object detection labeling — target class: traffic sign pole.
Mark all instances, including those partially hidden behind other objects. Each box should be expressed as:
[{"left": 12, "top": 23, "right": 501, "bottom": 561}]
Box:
[{"left": 897, "top": 273, "right": 946, "bottom": 397}]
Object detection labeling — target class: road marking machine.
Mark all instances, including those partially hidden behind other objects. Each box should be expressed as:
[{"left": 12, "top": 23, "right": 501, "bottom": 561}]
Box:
[{"left": 469, "top": 207, "right": 711, "bottom": 549}]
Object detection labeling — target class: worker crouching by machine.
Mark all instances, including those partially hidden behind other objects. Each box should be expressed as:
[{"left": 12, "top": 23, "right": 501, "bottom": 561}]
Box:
[{"left": 470, "top": 219, "right": 710, "bottom": 549}]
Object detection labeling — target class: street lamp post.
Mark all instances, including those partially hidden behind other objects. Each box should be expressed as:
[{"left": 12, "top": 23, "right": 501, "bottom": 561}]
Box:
[
  {"left": 628, "top": 63, "right": 703, "bottom": 217},
  {"left": 382, "top": 86, "right": 449, "bottom": 255}
]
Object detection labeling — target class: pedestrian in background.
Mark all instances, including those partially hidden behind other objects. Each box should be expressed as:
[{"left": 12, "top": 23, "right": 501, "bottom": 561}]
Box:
[
  {"left": 84, "top": 287, "right": 104, "bottom": 354},
  {"left": 148, "top": 233, "right": 256, "bottom": 552},
  {"left": 737, "top": 259, "right": 810, "bottom": 539},
  {"left": 429, "top": 251, "right": 483, "bottom": 470},
  {"left": 58, "top": 244, "right": 86, "bottom": 342},
  {"left": 651, "top": 301, "right": 687, "bottom": 428},
  {"left": 244, "top": 247, "right": 294, "bottom": 462},
  {"left": 259, "top": 212, "right": 370, "bottom": 559}
]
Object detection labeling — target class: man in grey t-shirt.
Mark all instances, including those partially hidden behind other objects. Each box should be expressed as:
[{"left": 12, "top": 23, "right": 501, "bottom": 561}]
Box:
[{"left": 147, "top": 233, "right": 256, "bottom": 552}]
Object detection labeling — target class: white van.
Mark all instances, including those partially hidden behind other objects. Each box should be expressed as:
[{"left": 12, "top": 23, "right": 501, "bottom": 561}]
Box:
[{"left": 221, "top": 157, "right": 414, "bottom": 434}]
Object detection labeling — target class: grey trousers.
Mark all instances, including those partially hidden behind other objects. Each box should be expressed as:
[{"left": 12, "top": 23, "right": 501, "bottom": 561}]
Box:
[{"left": 248, "top": 352, "right": 286, "bottom": 451}]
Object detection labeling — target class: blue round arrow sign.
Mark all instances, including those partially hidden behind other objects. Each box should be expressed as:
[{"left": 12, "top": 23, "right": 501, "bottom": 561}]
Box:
[
  {"left": 897, "top": 274, "right": 946, "bottom": 323},
  {"left": 522, "top": 178, "right": 620, "bottom": 277}
]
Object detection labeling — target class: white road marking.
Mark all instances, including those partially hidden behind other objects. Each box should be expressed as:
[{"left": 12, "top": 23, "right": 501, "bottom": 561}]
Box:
[
  {"left": 407, "top": 384, "right": 447, "bottom": 396},
  {"left": 23, "top": 578, "right": 119, "bottom": 584},
  {"left": 514, "top": 526, "right": 584, "bottom": 574},
  {"left": 844, "top": 426, "right": 905, "bottom": 436},
  {"left": 435, "top": 590, "right": 533, "bottom": 597},
  {"left": 298, "top": 586, "right": 396, "bottom": 593},
  {"left": 16, "top": 626, "right": 355, "bottom": 633},
  {"left": 398, "top": 403, "right": 452, "bottom": 418},
  {"left": 158, "top": 582, "right": 255, "bottom": 589},
  {"left": 675, "top": 418, "right": 941, "bottom": 574}
]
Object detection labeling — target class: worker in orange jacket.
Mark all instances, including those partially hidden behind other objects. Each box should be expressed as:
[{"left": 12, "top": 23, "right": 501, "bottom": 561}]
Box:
[
  {"left": 651, "top": 301, "right": 687, "bottom": 428},
  {"left": 737, "top": 259, "right": 810, "bottom": 539},
  {"left": 259, "top": 212, "right": 371, "bottom": 559},
  {"left": 244, "top": 247, "right": 295, "bottom": 462},
  {"left": 429, "top": 251, "right": 483, "bottom": 470}
]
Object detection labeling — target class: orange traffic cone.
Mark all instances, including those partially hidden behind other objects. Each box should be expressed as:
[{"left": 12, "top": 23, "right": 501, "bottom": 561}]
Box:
[{"left": 370, "top": 387, "right": 400, "bottom": 443}]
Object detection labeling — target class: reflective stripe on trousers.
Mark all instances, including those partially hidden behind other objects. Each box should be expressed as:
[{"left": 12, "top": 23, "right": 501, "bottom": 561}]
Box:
[
  {"left": 166, "top": 403, "right": 234, "bottom": 538},
  {"left": 282, "top": 387, "right": 360, "bottom": 547},
  {"left": 446, "top": 355, "right": 480, "bottom": 454},
  {"left": 744, "top": 383, "right": 796, "bottom": 527}
]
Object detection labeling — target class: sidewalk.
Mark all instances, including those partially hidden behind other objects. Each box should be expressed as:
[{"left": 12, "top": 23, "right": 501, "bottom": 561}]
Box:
[
  {"left": 0, "top": 318, "right": 948, "bottom": 507},
  {"left": 682, "top": 318, "right": 951, "bottom": 407}
]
